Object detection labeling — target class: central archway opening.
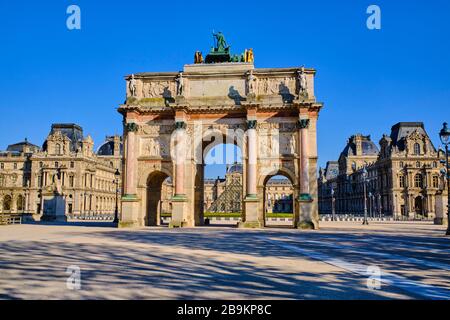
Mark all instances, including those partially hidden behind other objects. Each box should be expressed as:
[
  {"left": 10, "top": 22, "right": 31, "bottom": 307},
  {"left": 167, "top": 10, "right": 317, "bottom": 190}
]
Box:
[
  {"left": 263, "top": 174, "right": 294, "bottom": 228},
  {"left": 199, "top": 140, "right": 243, "bottom": 227}
]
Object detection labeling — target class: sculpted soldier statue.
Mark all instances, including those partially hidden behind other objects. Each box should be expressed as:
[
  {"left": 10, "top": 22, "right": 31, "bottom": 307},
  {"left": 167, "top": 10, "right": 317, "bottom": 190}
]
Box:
[
  {"left": 297, "top": 67, "right": 308, "bottom": 97},
  {"left": 129, "top": 74, "right": 137, "bottom": 97},
  {"left": 176, "top": 72, "right": 184, "bottom": 96},
  {"left": 246, "top": 70, "right": 257, "bottom": 95}
]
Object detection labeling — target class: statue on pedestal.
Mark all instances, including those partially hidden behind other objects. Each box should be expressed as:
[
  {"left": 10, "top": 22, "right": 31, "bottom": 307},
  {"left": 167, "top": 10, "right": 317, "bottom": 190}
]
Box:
[
  {"left": 176, "top": 72, "right": 184, "bottom": 96},
  {"left": 213, "top": 32, "right": 228, "bottom": 52},
  {"left": 54, "top": 170, "right": 63, "bottom": 195},
  {"left": 129, "top": 74, "right": 137, "bottom": 97},
  {"left": 246, "top": 70, "right": 257, "bottom": 96},
  {"left": 245, "top": 49, "right": 254, "bottom": 63},
  {"left": 194, "top": 51, "right": 204, "bottom": 64},
  {"left": 297, "top": 67, "right": 308, "bottom": 98},
  {"left": 42, "top": 168, "right": 67, "bottom": 222}
]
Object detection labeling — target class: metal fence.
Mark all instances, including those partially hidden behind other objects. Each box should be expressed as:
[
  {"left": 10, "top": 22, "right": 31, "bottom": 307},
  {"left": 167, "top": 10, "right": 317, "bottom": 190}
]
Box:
[{"left": 0, "top": 214, "right": 22, "bottom": 225}]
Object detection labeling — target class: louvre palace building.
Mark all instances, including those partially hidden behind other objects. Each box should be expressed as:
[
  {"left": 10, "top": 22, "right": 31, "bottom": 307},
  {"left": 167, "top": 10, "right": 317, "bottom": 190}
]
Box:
[
  {"left": 318, "top": 122, "right": 448, "bottom": 224},
  {"left": 0, "top": 123, "right": 122, "bottom": 218}
]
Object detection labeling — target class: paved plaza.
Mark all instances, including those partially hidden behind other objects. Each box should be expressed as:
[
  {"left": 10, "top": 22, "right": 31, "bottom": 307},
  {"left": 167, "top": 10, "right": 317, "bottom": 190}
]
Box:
[{"left": 0, "top": 221, "right": 449, "bottom": 300}]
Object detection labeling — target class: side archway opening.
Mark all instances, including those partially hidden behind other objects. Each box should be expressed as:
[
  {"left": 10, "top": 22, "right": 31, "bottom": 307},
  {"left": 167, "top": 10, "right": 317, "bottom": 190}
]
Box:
[{"left": 146, "top": 171, "right": 171, "bottom": 226}]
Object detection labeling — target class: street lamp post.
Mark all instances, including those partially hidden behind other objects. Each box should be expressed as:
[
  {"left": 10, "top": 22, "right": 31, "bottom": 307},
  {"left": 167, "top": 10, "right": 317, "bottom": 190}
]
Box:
[
  {"left": 439, "top": 122, "right": 450, "bottom": 235},
  {"left": 331, "top": 187, "right": 336, "bottom": 221},
  {"left": 362, "top": 167, "right": 369, "bottom": 225},
  {"left": 113, "top": 169, "right": 120, "bottom": 225},
  {"left": 378, "top": 193, "right": 382, "bottom": 218}
]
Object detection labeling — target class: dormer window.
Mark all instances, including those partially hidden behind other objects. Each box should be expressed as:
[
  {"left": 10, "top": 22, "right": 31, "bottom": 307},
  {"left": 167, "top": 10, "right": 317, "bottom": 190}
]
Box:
[
  {"left": 414, "top": 143, "right": 421, "bottom": 155},
  {"left": 55, "top": 144, "right": 62, "bottom": 155}
]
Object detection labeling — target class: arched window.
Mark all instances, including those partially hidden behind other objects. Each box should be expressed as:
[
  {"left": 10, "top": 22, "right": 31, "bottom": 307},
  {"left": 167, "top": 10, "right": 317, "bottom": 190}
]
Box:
[
  {"left": 414, "top": 143, "right": 421, "bottom": 155},
  {"left": 16, "top": 195, "right": 24, "bottom": 211},
  {"left": 414, "top": 174, "right": 423, "bottom": 188},
  {"left": 3, "top": 195, "right": 12, "bottom": 211}
]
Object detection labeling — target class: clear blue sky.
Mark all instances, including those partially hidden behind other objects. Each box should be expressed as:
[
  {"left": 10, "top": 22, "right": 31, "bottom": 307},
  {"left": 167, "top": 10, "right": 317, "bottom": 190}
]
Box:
[{"left": 1, "top": 1, "right": 449, "bottom": 179}]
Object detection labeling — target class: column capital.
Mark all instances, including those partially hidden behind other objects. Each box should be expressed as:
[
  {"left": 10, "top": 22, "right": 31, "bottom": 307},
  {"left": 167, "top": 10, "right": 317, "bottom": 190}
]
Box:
[
  {"left": 298, "top": 193, "right": 313, "bottom": 202},
  {"left": 246, "top": 120, "right": 257, "bottom": 130},
  {"left": 175, "top": 121, "right": 187, "bottom": 130},
  {"left": 297, "top": 119, "right": 310, "bottom": 129},
  {"left": 125, "top": 122, "right": 139, "bottom": 133}
]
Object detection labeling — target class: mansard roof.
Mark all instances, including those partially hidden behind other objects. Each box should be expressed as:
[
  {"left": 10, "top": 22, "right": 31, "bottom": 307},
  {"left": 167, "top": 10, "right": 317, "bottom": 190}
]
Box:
[
  {"left": 324, "top": 161, "right": 339, "bottom": 180},
  {"left": 43, "top": 123, "right": 84, "bottom": 152},
  {"left": 389, "top": 122, "right": 428, "bottom": 151},
  {"left": 7, "top": 139, "right": 40, "bottom": 153}
]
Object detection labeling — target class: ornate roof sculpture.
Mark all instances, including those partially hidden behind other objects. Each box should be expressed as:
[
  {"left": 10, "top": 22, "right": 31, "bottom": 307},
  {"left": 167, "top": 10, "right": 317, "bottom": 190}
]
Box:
[{"left": 193, "top": 32, "right": 254, "bottom": 64}]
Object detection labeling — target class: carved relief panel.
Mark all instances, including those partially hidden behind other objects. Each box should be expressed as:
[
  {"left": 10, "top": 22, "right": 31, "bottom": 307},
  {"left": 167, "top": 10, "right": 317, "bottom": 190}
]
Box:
[
  {"left": 140, "top": 136, "right": 170, "bottom": 157},
  {"left": 141, "top": 81, "right": 176, "bottom": 99}
]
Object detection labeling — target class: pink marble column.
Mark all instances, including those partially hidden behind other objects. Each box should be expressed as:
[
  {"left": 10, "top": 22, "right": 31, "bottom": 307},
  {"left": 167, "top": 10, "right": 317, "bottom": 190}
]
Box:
[
  {"left": 174, "top": 121, "right": 186, "bottom": 196},
  {"left": 247, "top": 121, "right": 257, "bottom": 197},
  {"left": 125, "top": 123, "right": 138, "bottom": 195},
  {"left": 298, "top": 118, "right": 311, "bottom": 200}
]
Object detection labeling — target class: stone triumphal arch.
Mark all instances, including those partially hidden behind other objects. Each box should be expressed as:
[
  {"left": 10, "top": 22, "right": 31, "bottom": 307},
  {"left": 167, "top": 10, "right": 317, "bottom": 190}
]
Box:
[{"left": 118, "top": 41, "right": 323, "bottom": 229}]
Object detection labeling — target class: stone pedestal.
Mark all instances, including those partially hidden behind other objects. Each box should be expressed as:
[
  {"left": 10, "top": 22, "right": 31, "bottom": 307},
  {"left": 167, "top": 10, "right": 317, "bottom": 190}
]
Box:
[
  {"left": 239, "top": 196, "right": 262, "bottom": 228},
  {"left": 434, "top": 194, "right": 448, "bottom": 225},
  {"left": 119, "top": 195, "right": 141, "bottom": 228},
  {"left": 434, "top": 217, "right": 448, "bottom": 225},
  {"left": 41, "top": 195, "right": 67, "bottom": 222},
  {"left": 170, "top": 195, "right": 192, "bottom": 228},
  {"left": 297, "top": 198, "right": 318, "bottom": 230}
]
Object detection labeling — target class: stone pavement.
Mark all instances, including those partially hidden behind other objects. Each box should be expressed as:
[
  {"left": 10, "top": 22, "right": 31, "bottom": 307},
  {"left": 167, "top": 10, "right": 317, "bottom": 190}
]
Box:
[{"left": 0, "top": 221, "right": 449, "bottom": 300}]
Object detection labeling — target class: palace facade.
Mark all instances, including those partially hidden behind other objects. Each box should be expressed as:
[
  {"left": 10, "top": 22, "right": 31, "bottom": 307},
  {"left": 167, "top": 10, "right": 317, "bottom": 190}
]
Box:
[
  {"left": 0, "top": 123, "right": 122, "bottom": 218},
  {"left": 318, "top": 122, "right": 448, "bottom": 223}
]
